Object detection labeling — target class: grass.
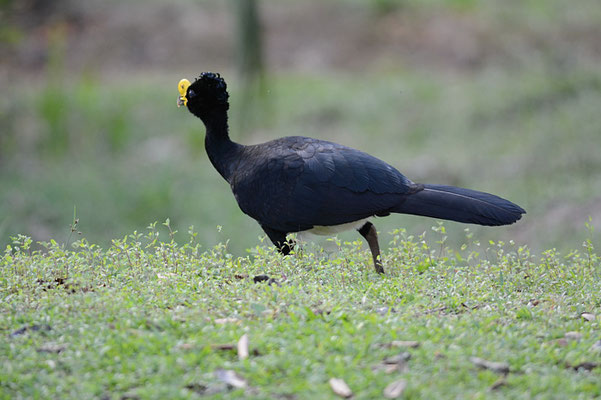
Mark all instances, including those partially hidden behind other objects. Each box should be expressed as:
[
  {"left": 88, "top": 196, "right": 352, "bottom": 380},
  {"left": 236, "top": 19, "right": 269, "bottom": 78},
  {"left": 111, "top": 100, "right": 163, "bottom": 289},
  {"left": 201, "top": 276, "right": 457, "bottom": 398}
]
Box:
[{"left": 1, "top": 226, "right": 600, "bottom": 399}]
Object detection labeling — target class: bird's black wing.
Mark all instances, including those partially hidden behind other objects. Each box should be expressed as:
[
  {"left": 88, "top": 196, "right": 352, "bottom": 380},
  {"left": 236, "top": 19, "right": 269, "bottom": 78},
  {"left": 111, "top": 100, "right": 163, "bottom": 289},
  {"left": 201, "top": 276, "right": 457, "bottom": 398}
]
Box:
[{"left": 231, "top": 137, "right": 416, "bottom": 232}]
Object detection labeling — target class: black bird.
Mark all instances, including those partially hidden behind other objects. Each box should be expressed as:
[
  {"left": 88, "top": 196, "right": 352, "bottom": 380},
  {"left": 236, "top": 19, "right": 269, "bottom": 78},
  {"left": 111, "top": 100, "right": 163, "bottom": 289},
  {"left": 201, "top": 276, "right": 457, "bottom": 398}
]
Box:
[{"left": 177, "top": 72, "right": 525, "bottom": 274}]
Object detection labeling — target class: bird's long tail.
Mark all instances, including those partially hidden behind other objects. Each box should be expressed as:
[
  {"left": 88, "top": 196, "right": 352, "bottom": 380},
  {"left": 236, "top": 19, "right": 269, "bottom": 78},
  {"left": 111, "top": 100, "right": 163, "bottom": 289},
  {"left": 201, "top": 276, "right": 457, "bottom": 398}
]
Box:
[{"left": 393, "top": 184, "right": 525, "bottom": 226}]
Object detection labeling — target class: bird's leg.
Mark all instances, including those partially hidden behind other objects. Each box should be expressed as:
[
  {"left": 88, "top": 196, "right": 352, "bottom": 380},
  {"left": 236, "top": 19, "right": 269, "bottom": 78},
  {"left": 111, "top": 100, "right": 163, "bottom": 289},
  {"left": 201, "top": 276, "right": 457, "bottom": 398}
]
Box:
[
  {"left": 358, "top": 221, "right": 384, "bottom": 274},
  {"left": 261, "top": 226, "right": 294, "bottom": 255}
]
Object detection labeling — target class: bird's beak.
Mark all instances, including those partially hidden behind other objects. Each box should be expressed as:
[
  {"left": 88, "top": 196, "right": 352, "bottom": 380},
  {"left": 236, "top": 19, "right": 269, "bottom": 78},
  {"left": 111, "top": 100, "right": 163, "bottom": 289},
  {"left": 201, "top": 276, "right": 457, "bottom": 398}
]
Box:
[{"left": 177, "top": 78, "right": 191, "bottom": 108}]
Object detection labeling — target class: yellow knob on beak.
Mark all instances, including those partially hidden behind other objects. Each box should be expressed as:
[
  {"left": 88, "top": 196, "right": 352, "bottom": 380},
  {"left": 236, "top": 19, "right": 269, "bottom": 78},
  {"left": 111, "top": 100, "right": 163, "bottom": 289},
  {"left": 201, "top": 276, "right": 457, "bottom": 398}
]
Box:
[{"left": 177, "top": 78, "right": 191, "bottom": 107}]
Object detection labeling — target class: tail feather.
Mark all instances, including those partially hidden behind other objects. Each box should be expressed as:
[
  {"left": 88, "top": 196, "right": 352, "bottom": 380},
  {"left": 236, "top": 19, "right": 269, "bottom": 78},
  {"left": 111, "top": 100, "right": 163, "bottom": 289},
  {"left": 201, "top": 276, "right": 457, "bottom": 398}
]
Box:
[{"left": 394, "top": 184, "right": 525, "bottom": 226}]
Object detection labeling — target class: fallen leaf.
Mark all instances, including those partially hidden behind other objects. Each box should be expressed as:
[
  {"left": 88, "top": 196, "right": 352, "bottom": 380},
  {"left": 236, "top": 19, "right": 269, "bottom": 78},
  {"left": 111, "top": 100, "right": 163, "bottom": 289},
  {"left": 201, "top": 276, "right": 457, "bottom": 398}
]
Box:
[
  {"left": 489, "top": 377, "right": 507, "bottom": 391},
  {"left": 581, "top": 313, "right": 595, "bottom": 322},
  {"left": 157, "top": 273, "right": 177, "bottom": 280},
  {"left": 253, "top": 274, "right": 274, "bottom": 284},
  {"left": 564, "top": 331, "right": 582, "bottom": 341},
  {"left": 212, "top": 343, "right": 236, "bottom": 351},
  {"left": 552, "top": 338, "right": 569, "bottom": 347},
  {"left": 374, "top": 352, "right": 411, "bottom": 373},
  {"left": 383, "top": 379, "right": 407, "bottom": 398},
  {"left": 390, "top": 340, "right": 420, "bottom": 349},
  {"left": 253, "top": 274, "right": 269, "bottom": 282},
  {"left": 184, "top": 383, "right": 208, "bottom": 395},
  {"left": 329, "top": 378, "right": 353, "bottom": 398},
  {"left": 470, "top": 357, "right": 510, "bottom": 374},
  {"left": 383, "top": 352, "right": 411, "bottom": 364},
  {"left": 384, "top": 364, "right": 401, "bottom": 374},
  {"left": 568, "top": 361, "right": 599, "bottom": 372},
  {"left": 37, "top": 343, "right": 67, "bottom": 353},
  {"left": 376, "top": 307, "right": 393, "bottom": 315},
  {"left": 10, "top": 324, "right": 51, "bottom": 337},
  {"left": 214, "top": 318, "right": 239, "bottom": 325},
  {"left": 215, "top": 369, "right": 247, "bottom": 389},
  {"left": 238, "top": 333, "right": 249, "bottom": 360},
  {"left": 185, "top": 382, "right": 228, "bottom": 396}
]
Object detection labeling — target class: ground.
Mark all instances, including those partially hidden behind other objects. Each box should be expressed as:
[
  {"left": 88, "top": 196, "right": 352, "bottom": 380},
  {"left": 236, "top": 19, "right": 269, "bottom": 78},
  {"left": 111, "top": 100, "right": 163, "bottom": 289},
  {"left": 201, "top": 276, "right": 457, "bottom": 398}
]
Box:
[{"left": 1, "top": 229, "right": 600, "bottom": 398}]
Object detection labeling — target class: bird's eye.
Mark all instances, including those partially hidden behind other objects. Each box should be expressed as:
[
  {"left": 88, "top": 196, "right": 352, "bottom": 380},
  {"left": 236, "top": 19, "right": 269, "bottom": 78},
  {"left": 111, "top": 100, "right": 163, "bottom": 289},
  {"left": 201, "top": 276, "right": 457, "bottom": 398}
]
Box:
[{"left": 188, "top": 89, "right": 196, "bottom": 98}]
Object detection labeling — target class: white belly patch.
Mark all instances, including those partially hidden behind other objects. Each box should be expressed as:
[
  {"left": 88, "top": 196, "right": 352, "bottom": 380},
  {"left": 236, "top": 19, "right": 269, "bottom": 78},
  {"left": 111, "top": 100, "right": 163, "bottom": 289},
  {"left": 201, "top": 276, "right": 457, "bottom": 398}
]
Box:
[{"left": 305, "top": 219, "right": 369, "bottom": 236}]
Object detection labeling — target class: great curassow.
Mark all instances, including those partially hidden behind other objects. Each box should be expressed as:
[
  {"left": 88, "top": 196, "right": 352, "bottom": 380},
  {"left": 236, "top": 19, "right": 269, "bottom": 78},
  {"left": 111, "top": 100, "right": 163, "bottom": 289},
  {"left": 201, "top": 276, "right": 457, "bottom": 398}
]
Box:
[{"left": 177, "top": 72, "right": 525, "bottom": 274}]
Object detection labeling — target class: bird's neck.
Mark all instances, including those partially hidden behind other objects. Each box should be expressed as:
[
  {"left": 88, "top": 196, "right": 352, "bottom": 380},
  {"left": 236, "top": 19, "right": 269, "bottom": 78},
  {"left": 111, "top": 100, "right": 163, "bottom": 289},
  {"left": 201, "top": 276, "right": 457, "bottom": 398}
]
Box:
[{"left": 202, "top": 111, "right": 242, "bottom": 183}]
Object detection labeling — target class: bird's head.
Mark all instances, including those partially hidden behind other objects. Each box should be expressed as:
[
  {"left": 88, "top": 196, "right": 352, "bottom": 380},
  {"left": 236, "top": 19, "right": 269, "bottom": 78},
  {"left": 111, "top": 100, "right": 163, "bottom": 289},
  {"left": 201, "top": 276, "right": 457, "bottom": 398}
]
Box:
[{"left": 177, "top": 72, "right": 229, "bottom": 119}]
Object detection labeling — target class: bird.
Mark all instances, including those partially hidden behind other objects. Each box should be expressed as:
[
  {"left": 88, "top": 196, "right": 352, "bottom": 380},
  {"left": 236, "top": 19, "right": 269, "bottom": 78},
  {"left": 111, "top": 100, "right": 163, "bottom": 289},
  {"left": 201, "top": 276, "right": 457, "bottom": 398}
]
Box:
[{"left": 176, "top": 72, "right": 525, "bottom": 274}]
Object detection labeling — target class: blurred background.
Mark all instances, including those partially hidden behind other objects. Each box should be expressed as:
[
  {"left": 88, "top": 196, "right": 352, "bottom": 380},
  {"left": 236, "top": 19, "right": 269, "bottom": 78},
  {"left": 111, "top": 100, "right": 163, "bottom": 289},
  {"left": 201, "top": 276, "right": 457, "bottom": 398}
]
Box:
[{"left": 1, "top": 0, "right": 600, "bottom": 255}]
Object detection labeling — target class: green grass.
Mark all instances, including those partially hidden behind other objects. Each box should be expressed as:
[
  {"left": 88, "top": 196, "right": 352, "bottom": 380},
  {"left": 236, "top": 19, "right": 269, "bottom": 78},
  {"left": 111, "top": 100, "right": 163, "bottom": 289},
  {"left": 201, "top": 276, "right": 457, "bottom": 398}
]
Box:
[{"left": 2, "top": 227, "right": 600, "bottom": 399}]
